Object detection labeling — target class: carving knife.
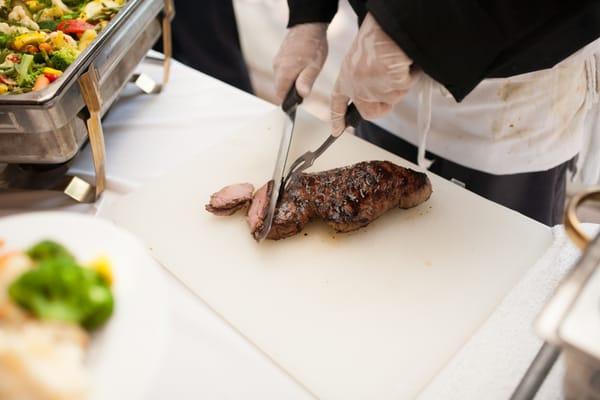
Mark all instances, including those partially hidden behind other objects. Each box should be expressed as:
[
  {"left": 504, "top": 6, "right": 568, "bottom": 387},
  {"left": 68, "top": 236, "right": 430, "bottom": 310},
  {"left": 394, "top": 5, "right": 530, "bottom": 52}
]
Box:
[{"left": 255, "top": 85, "right": 303, "bottom": 241}]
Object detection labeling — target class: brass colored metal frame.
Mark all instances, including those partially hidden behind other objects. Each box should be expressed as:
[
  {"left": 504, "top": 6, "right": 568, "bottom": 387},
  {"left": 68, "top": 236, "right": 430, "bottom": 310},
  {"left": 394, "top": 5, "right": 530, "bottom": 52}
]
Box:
[
  {"left": 78, "top": 65, "right": 106, "bottom": 201},
  {"left": 67, "top": 2, "right": 174, "bottom": 202},
  {"left": 565, "top": 186, "right": 600, "bottom": 249},
  {"left": 162, "top": 0, "right": 174, "bottom": 87}
]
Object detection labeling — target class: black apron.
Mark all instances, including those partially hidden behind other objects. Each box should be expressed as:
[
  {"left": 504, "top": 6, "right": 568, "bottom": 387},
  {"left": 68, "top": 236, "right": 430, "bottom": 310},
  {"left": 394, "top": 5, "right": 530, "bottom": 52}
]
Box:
[{"left": 157, "top": 0, "right": 253, "bottom": 93}]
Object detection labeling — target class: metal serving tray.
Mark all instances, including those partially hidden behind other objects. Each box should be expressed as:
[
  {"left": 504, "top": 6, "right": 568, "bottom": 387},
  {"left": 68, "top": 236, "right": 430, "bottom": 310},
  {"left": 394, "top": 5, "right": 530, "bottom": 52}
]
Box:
[{"left": 0, "top": 0, "right": 169, "bottom": 164}]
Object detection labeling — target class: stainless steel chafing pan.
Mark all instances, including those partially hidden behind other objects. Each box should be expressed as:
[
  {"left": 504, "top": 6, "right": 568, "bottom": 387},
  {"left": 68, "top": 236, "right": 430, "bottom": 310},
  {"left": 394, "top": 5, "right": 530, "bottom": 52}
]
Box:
[
  {"left": 0, "top": 0, "right": 171, "bottom": 165},
  {"left": 511, "top": 188, "right": 600, "bottom": 400}
]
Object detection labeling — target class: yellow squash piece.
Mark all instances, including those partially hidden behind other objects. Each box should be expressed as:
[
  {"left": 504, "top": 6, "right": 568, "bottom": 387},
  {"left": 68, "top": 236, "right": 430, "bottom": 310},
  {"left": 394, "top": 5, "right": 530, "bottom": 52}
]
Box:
[
  {"left": 78, "top": 29, "right": 97, "bottom": 51},
  {"left": 88, "top": 255, "right": 114, "bottom": 286},
  {"left": 25, "top": 0, "right": 45, "bottom": 12},
  {"left": 0, "top": 84, "right": 8, "bottom": 94},
  {"left": 11, "top": 32, "right": 47, "bottom": 51},
  {"left": 42, "top": 67, "right": 63, "bottom": 77}
]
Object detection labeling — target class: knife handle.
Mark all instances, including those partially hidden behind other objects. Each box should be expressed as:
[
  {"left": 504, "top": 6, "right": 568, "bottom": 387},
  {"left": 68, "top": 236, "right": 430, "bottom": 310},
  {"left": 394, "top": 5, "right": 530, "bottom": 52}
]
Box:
[
  {"left": 345, "top": 103, "right": 362, "bottom": 129},
  {"left": 282, "top": 83, "right": 304, "bottom": 113}
]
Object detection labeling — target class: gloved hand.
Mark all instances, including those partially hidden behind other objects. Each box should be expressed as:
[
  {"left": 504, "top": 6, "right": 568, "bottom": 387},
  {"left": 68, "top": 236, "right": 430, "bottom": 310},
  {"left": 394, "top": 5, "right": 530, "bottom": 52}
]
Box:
[
  {"left": 273, "top": 23, "right": 328, "bottom": 103},
  {"left": 331, "top": 13, "right": 414, "bottom": 136}
]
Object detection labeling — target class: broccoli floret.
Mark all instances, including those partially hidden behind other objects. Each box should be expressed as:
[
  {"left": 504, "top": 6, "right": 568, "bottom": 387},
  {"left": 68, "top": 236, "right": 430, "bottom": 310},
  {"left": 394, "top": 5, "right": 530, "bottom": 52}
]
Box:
[
  {"left": 27, "top": 240, "right": 75, "bottom": 262},
  {"left": 60, "top": 11, "right": 80, "bottom": 21},
  {"left": 10, "top": 240, "right": 114, "bottom": 331},
  {"left": 62, "top": 0, "right": 87, "bottom": 8},
  {"left": 18, "top": 73, "right": 37, "bottom": 88},
  {"left": 8, "top": 256, "right": 114, "bottom": 330},
  {"left": 16, "top": 53, "right": 34, "bottom": 76},
  {"left": 38, "top": 20, "right": 58, "bottom": 31},
  {"left": 50, "top": 46, "right": 79, "bottom": 71},
  {"left": 15, "top": 53, "right": 39, "bottom": 87},
  {"left": 33, "top": 51, "right": 44, "bottom": 63},
  {"left": 0, "top": 33, "right": 10, "bottom": 48}
]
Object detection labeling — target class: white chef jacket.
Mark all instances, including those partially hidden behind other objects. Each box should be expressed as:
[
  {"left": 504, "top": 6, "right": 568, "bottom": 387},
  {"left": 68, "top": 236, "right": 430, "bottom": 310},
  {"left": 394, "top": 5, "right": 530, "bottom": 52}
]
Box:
[
  {"left": 580, "top": 64, "right": 600, "bottom": 185},
  {"left": 374, "top": 38, "right": 600, "bottom": 177}
]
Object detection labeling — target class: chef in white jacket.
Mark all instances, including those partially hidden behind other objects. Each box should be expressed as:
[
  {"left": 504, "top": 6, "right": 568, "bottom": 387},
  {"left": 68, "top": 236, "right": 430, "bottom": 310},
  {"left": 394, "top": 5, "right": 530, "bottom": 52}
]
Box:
[
  {"left": 350, "top": 37, "right": 600, "bottom": 226},
  {"left": 273, "top": 2, "right": 600, "bottom": 226}
]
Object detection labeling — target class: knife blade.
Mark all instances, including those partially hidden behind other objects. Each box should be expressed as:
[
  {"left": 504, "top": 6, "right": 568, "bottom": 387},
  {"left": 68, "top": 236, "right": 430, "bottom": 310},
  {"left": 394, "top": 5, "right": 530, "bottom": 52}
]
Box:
[{"left": 255, "top": 85, "right": 303, "bottom": 241}]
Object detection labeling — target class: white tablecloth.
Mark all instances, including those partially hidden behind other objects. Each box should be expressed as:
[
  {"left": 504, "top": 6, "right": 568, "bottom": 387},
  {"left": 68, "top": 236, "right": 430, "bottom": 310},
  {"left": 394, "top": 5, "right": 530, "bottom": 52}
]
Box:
[{"left": 0, "top": 57, "right": 580, "bottom": 399}]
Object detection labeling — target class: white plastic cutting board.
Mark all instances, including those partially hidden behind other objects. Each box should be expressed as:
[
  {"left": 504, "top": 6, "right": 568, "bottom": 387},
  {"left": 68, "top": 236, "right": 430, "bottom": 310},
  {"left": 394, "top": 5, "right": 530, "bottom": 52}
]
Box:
[{"left": 103, "top": 109, "right": 553, "bottom": 399}]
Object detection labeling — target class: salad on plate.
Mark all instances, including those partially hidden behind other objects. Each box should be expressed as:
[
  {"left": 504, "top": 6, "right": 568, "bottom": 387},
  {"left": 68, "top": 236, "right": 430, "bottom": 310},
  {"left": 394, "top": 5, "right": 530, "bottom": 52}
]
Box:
[{"left": 0, "top": 238, "right": 115, "bottom": 400}]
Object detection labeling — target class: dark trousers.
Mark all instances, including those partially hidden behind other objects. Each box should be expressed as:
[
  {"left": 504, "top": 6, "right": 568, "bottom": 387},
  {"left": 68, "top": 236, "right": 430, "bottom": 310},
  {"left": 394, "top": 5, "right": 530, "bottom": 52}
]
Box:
[
  {"left": 158, "top": 0, "right": 253, "bottom": 93},
  {"left": 356, "top": 121, "right": 571, "bottom": 226}
]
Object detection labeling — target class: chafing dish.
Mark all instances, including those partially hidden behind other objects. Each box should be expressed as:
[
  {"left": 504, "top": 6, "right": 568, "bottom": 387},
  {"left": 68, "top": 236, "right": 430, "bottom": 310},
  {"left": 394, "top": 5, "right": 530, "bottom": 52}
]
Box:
[
  {"left": 511, "top": 187, "right": 600, "bottom": 400},
  {"left": 0, "top": 0, "right": 174, "bottom": 202}
]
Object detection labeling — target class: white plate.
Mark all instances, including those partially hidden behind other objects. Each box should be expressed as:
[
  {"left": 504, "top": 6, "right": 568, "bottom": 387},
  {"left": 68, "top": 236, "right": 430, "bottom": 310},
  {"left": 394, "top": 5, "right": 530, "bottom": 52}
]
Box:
[{"left": 0, "top": 212, "right": 169, "bottom": 400}]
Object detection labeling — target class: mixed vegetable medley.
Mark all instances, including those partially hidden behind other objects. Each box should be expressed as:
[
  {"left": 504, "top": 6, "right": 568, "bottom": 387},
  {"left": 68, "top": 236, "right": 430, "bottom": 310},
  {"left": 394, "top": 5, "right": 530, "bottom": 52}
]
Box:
[
  {"left": 8, "top": 240, "right": 114, "bottom": 330},
  {"left": 0, "top": 0, "right": 126, "bottom": 94}
]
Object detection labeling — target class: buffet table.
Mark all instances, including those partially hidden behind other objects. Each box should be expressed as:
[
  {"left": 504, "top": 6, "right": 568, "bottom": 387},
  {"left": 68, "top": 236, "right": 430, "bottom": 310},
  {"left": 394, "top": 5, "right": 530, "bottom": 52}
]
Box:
[{"left": 0, "top": 56, "right": 574, "bottom": 399}]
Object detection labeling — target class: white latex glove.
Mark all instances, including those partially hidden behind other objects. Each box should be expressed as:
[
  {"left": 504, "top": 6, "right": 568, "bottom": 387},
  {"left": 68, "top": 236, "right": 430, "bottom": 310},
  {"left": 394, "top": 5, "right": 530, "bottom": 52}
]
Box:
[
  {"left": 331, "top": 13, "right": 414, "bottom": 136},
  {"left": 273, "top": 23, "right": 328, "bottom": 103}
]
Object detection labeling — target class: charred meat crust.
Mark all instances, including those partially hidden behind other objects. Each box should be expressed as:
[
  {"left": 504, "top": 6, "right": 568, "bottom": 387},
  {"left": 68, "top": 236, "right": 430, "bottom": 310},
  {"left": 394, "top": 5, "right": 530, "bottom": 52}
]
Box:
[{"left": 268, "top": 161, "right": 432, "bottom": 240}]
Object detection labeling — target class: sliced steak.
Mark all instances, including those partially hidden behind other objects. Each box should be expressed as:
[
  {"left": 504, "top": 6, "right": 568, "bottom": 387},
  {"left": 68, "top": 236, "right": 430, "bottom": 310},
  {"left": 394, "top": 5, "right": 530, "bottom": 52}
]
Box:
[
  {"left": 248, "top": 180, "right": 273, "bottom": 239},
  {"left": 205, "top": 183, "right": 254, "bottom": 216},
  {"left": 207, "top": 161, "right": 433, "bottom": 241}
]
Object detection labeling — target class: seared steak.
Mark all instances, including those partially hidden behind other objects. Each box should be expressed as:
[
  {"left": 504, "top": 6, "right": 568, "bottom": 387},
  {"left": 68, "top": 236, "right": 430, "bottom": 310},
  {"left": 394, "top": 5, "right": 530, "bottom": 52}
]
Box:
[
  {"left": 205, "top": 183, "right": 254, "bottom": 216},
  {"left": 206, "top": 161, "right": 432, "bottom": 240},
  {"left": 267, "top": 161, "right": 432, "bottom": 240}
]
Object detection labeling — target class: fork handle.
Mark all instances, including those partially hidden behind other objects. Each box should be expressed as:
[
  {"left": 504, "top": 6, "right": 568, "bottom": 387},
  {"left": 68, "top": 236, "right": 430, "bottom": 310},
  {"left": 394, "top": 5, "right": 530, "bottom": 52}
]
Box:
[{"left": 313, "top": 135, "right": 338, "bottom": 160}]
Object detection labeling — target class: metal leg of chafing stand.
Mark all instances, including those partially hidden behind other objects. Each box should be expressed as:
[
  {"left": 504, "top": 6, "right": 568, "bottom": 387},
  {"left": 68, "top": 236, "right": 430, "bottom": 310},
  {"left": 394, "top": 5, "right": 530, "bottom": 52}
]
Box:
[
  {"left": 0, "top": 163, "right": 95, "bottom": 204},
  {"left": 161, "top": 0, "right": 173, "bottom": 87},
  {"left": 0, "top": 64, "right": 106, "bottom": 204},
  {"left": 76, "top": 64, "right": 106, "bottom": 203},
  {"left": 0, "top": 66, "right": 107, "bottom": 203},
  {"left": 0, "top": 65, "right": 104, "bottom": 204},
  {"left": 510, "top": 342, "right": 562, "bottom": 400},
  {"left": 130, "top": 72, "right": 162, "bottom": 94},
  {"left": 132, "top": 0, "right": 173, "bottom": 94}
]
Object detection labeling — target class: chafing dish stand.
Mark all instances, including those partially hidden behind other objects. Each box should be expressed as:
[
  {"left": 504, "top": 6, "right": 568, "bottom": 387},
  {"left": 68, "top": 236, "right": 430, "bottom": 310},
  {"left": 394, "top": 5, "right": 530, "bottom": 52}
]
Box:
[{"left": 0, "top": 0, "right": 175, "bottom": 203}]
